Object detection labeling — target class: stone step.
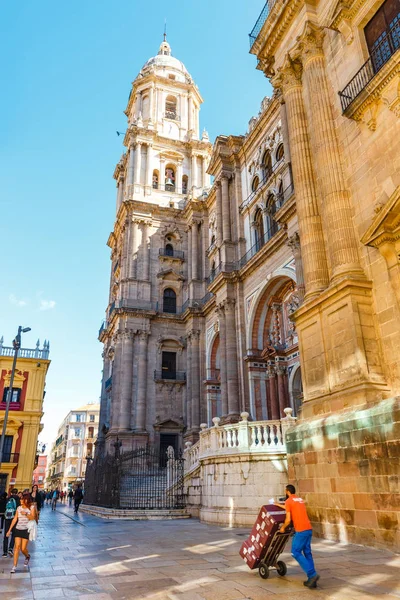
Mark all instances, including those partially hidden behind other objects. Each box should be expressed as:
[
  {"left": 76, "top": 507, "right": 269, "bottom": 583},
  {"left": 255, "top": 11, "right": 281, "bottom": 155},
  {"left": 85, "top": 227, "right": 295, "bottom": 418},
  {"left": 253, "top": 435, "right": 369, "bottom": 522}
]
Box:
[{"left": 80, "top": 504, "right": 190, "bottom": 520}]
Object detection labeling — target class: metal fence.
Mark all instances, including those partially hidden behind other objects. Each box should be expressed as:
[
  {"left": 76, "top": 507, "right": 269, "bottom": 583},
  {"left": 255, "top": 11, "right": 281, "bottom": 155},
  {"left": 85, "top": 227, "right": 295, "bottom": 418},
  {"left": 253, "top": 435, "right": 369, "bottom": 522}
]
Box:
[{"left": 84, "top": 445, "right": 185, "bottom": 510}]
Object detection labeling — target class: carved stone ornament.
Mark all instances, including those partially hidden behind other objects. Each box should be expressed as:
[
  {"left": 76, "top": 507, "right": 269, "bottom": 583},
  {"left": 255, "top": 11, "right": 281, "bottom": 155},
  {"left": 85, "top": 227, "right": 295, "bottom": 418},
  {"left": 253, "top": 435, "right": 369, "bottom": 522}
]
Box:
[
  {"left": 293, "top": 21, "right": 325, "bottom": 65},
  {"left": 271, "top": 54, "right": 302, "bottom": 94}
]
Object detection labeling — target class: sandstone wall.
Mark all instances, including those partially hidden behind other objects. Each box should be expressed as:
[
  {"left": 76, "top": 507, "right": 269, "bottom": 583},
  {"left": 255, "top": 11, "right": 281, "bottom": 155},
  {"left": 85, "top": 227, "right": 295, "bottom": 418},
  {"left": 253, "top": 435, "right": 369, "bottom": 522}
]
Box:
[{"left": 286, "top": 397, "right": 400, "bottom": 551}]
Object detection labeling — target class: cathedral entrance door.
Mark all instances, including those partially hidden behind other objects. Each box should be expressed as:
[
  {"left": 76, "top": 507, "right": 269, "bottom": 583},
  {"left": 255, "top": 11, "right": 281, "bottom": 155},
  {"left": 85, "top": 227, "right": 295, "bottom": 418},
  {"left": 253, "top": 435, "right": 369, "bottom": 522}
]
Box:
[{"left": 160, "top": 433, "right": 178, "bottom": 467}]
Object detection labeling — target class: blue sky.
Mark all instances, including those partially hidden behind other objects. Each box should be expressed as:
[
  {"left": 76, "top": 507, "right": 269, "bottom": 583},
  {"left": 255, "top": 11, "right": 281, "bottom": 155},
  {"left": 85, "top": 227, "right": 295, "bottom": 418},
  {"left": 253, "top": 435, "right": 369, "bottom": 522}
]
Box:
[{"left": 0, "top": 0, "right": 271, "bottom": 446}]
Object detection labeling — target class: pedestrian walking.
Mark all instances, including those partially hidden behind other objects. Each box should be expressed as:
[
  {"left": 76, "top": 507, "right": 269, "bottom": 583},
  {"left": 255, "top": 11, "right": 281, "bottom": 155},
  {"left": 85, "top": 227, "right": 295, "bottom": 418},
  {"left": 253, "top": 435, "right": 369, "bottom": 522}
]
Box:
[
  {"left": 68, "top": 489, "right": 73, "bottom": 507},
  {"left": 0, "top": 492, "right": 7, "bottom": 532},
  {"left": 73, "top": 485, "right": 83, "bottom": 513},
  {"left": 279, "top": 484, "right": 320, "bottom": 589},
  {"left": 51, "top": 489, "right": 58, "bottom": 511},
  {"left": 46, "top": 490, "right": 52, "bottom": 506},
  {"left": 7, "top": 491, "right": 37, "bottom": 573},
  {"left": 31, "top": 485, "right": 43, "bottom": 521},
  {"left": 2, "top": 488, "right": 20, "bottom": 557}
]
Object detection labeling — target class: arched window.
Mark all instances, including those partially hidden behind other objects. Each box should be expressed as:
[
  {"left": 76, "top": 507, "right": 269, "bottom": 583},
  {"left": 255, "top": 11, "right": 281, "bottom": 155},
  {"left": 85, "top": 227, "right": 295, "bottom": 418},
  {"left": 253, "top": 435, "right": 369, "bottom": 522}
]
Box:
[
  {"left": 163, "top": 288, "right": 177, "bottom": 313},
  {"left": 165, "top": 243, "right": 174, "bottom": 256},
  {"left": 152, "top": 170, "right": 159, "bottom": 189},
  {"left": 267, "top": 194, "right": 278, "bottom": 237},
  {"left": 262, "top": 151, "right": 272, "bottom": 179},
  {"left": 254, "top": 208, "right": 265, "bottom": 250},
  {"left": 165, "top": 165, "right": 175, "bottom": 191},
  {"left": 182, "top": 174, "right": 188, "bottom": 194},
  {"left": 142, "top": 94, "right": 149, "bottom": 120},
  {"left": 276, "top": 144, "right": 284, "bottom": 162},
  {"left": 252, "top": 176, "right": 260, "bottom": 193},
  {"left": 165, "top": 95, "right": 177, "bottom": 120},
  {"left": 277, "top": 181, "right": 284, "bottom": 208}
]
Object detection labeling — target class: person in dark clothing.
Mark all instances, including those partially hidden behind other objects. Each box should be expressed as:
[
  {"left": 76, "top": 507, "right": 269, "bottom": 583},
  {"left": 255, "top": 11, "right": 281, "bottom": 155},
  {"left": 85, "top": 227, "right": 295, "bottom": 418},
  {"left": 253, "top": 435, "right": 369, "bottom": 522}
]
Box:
[
  {"left": 2, "top": 489, "right": 20, "bottom": 557},
  {"left": 31, "top": 485, "right": 43, "bottom": 521},
  {"left": 68, "top": 489, "right": 73, "bottom": 507},
  {"left": 0, "top": 492, "right": 7, "bottom": 532},
  {"left": 73, "top": 485, "right": 83, "bottom": 513}
]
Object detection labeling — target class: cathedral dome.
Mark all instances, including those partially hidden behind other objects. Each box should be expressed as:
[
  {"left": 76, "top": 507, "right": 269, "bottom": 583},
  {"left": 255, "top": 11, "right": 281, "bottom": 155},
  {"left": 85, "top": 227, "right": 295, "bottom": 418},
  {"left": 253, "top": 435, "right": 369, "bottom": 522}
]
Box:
[{"left": 141, "top": 39, "right": 190, "bottom": 78}]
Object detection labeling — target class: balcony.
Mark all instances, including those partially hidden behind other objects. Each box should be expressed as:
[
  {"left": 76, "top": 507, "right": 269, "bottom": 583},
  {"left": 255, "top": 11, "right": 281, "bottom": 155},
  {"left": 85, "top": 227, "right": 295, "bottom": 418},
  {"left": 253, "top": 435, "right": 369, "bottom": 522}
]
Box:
[
  {"left": 99, "top": 320, "right": 106, "bottom": 337},
  {"left": 339, "top": 22, "right": 400, "bottom": 112},
  {"left": 206, "top": 240, "right": 217, "bottom": 257},
  {"left": 1, "top": 452, "right": 19, "bottom": 463},
  {"left": 164, "top": 111, "right": 180, "bottom": 121},
  {"left": 158, "top": 248, "right": 184, "bottom": 259},
  {"left": 207, "top": 262, "right": 238, "bottom": 285},
  {"left": 205, "top": 369, "right": 221, "bottom": 382},
  {"left": 154, "top": 370, "right": 186, "bottom": 382},
  {"left": 249, "top": 0, "right": 278, "bottom": 51},
  {"left": 239, "top": 158, "right": 285, "bottom": 213}
]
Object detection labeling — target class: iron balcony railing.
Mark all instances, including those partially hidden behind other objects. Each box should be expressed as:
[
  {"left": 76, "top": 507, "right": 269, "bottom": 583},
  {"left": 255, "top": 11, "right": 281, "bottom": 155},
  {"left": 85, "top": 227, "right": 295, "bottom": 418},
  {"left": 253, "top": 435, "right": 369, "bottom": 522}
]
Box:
[
  {"left": 154, "top": 370, "right": 186, "bottom": 382},
  {"left": 105, "top": 376, "right": 112, "bottom": 392},
  {"left": 238, "top": 225, "right": 279, "bottom": 269},
  {"left": 99, "top": 320, "right": 106, "bottom": 337},
  {"left": 164, "top": 111, "right": 181, "bottom": 121},
  {"left": 0, "top": 452, "right": 19, "bottom": 463},
  {"left": 249, "top": 0, "right": 279, "bottom": 50},
  {"left": 239, "top": 158, "right": 285, "bottom": 212},
  {"left": 339, "top": 21, "right": 400, "bottom": 111},
  {"left": 181, "top": 292, "right": 215, "bottom": 313},
  {"left": 206, "top": 240, "right": 217, "bottom": 256},
  {"left": 207, "top": 262, "right": 238, "bottom": 285},
  {"left": 159, "top": 248, "right": 184, "bottom": 259}
]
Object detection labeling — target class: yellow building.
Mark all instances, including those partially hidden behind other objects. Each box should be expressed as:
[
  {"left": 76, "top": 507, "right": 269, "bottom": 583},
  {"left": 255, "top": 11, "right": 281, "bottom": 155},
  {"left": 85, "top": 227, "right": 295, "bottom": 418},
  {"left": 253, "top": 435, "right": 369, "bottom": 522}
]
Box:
[{"left": 0, "top": 337, "right": 50, "bottom": 493}]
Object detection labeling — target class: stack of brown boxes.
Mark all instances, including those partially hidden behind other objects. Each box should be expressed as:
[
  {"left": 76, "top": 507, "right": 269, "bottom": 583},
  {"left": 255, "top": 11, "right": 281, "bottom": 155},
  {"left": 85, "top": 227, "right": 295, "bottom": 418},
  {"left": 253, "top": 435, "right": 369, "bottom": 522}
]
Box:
[{"left": 240, "top": 504, "right": 286, "bottom": 569}]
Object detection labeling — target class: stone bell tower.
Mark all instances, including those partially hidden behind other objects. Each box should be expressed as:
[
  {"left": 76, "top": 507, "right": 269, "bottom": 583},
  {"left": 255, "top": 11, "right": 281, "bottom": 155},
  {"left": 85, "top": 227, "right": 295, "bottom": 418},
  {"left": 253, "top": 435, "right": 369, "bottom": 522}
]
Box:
[{"left": 97, "top": 36, "right": 212, "bottom": 454}]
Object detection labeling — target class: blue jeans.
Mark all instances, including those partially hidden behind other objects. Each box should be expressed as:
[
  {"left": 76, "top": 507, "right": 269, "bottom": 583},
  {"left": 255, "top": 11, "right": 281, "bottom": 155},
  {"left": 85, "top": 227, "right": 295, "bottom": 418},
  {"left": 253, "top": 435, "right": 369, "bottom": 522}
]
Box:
[{"left": 291, "top": 529, "right": 317, "bottom": 578}]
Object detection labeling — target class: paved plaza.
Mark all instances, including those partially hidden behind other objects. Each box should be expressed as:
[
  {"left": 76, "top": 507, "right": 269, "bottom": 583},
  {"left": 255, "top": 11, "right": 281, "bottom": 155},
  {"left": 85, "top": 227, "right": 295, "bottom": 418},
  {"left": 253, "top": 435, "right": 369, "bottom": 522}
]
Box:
[{"left": 0, "top": 504, "right": 398, "bottom": 600}]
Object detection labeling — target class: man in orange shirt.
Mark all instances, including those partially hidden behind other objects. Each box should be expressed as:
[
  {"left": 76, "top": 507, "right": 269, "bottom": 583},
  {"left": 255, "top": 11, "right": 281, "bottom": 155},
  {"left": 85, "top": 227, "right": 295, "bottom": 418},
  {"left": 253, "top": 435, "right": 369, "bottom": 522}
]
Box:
[{"left": 279, "top": 484, "right": 320, "bottom": 589}]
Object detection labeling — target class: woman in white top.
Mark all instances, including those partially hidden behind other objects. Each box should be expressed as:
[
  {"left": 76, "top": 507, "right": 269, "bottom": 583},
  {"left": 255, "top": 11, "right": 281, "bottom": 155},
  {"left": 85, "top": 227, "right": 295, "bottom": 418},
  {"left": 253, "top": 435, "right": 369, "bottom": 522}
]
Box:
[{"left": 6, "top": 491, "right": 37, "bottom": 573}]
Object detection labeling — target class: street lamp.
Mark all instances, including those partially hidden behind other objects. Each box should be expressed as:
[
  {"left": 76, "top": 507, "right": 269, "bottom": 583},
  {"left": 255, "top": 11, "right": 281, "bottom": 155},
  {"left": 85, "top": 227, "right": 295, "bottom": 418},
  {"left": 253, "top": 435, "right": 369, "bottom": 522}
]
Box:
[{"left": 0, "top": 326, "right": 31, "bottom": 471}]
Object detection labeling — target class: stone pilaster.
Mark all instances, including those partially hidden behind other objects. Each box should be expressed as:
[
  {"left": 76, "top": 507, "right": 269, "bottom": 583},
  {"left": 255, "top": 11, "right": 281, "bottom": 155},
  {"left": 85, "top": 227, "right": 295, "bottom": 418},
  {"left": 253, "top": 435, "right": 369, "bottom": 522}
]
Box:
[
  {"left": 135, "top": 330, "right": 149, "bottom": 432},
  {"left": 140, "top": 222, "right": 150, "bottom": 281},
  {"left": 216, "top": 181, "right": 223, "bottom": 247},
  {"left": 267, "top": 366, "right": 279, "bottom": 421},
  {"left": 118, "top": 330, "right": 134, "bottom": 431},
  {"left": 297, "top": 22, "right": 364, "bottom": 282},
  {"left": 216, "top": 305, "right": 228, "bottom": 416},
  {"left": 187, "top": 225, "right": 192, "bottom": 282},
  {"left": 110, "top": 332, "right": 123, "bottom": 432},
  {"left": 145, "top": 143, "right": 153, "bottom": 187},
  {"left": 272, "top": 56, "right": 329, "bottom": 300},
  {"left": 221, "top": 175, "right": 231, "bottom": 242},
  {"left": 276, "top": 365, "right": 287, "bottom": 418},
  {"left": 224, "top": 299, "right": 240, "bottom": 418},
  {"left": 127, "top": 145, "right": 134, "bottom": 186},
  {"left": 134, "top": 141, "right": 142, "bottom": 185},
  {"left": 287, "top": 232, "right": 305, "bottom": 302},
  {"left": 189, "top": 329, "right": 201, "bottom": 432},
  {"left": 191, "top": 221, "right": 198, "bottom": 280}
]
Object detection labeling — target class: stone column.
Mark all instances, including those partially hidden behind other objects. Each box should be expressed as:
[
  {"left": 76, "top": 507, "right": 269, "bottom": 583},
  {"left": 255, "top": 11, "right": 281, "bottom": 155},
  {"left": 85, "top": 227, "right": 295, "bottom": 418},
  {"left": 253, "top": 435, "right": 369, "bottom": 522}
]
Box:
[
  {"left": 287, "top": 232, "right": 305, "bottom": 302},
  {"left": 141, "top": 222, "right": 150, "bottom": 281},
  {"left": 186, "top": 335, "right": 192, "bottom": 430},
  {"left": 145, "top": 143, "right": 153, "bottom": 187},
  {"left": 272, "top": 57, "right": 329, "bottom": 300},
  {"left": 188, "top": 94, "right": 193, "bottom": 131},
  {"left": 110, "top": 333, "right": 123, "bottom": 432},
  {"left": 159, "top": 157, "right": 165, "bottom": 189},
  {"left": 187, "top": 226, "right": 192, "bottom": 282},
  {"left": 202, "top": 156, "right": 208, "bottom": 188},
  {"left": 116, "top": 179, "right": 123, "bottom": 212},
  {"left": 191, "top": 221, "right": 198, "bottom": 280},
  {"left": 216, "top": 181, "right": 223, "bottom": 246},
  {"left": 276, "top": 366, "right": 287, "bottom": 419},
  {"left": 127, "top": 145, "right": 135, "bottom": 186},
  {"left": 149, "top": 85, "right": 154, "bottom": 121},
  {"left": 130, "top": 221, "right": 139, "bottom": 278},
  {"left": 279, "top": 97, "right": 292, "bottom": 165},
  {"left": 216, "top": 305, "right": 228, "bottom": 416},
  {"left": 135, "top": 330, "right": 148, "bottom": 431},
  {"left": 221, "top": 175, "right": 231, "bottom": 242},
  {"left": 268, "top": 366, "right": 279, "bottom": 420},
  {"left": 191, "top": 154, "right": 197, "bottom": 189},
  {"left": 177, "top": 161, "right": 183, "bottom": 193},
  {"left": 118, "top": 331, "right": 134, "bottom": 431},
  {"left": 224, "top": 299, "right": 240, "bottom": 416},
  {"left": 121, "top": 218, "right": 130, "bottom": 280},
  {"left": 202, "top": 216, "right": 209, "bottom": 280},
  {"left": 190, "top": 330, "right": 201, "bottom": 431},
  {"left": 134, "top": 141, "right": 142, "bottom": 185},
  {"left": 297, "top": 22, "right": 363, "bottom": 282}
]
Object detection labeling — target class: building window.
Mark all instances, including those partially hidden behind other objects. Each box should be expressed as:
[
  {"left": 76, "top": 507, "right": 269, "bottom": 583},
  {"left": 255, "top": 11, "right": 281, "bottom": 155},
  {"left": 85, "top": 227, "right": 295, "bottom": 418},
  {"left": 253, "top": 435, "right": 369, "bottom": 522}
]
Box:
[
  {"left": 152, "top": 169, "right": 159, "bottom": 189},
  {"left": 262, "top": 151, "right": 272, "bottom": 179},
  {"left": 276, "top": 144, "right": 284, "bottom": 162},
  {"left": 267, "top": 194, "right": 279, "bottom": 237},
  {"left": 182, "top": 174, "right": 188, "bottom": 194},
  {"left": 3, "top": 435, "right": 13, "bottom": 461},
  {"left": 89, "top": 415, "right": 95, "bottom": 422},
  {"left": 74, "top": 428, "right": 81, "bottom": 438},
  {"left": 76, "top": 414, "right": 82, "bottom": 422},
  {"left": 163, "top": 288, "right": 177, "bottom": 313},
  {"left": 165, "top": 243, "right": 174, "bottom": 256},
  {"left": 165, "top": 95, "right": 177, "bottom": 120},
  {"left": 364, "top": 0, "right": 400, "bottom": 72},
  {"left": 252, "top": 176, "right": 260, "bottom": 192},
  {"left": 2, "top": 387, "right": 21, "bottom": 403},
  {"left": 254, "top": 208, "right": 265, "bottom": 250},
  {"left": 88, "top": 426, "right": 94, "bottom": 438},
  {"left": 162, "top": 351, "right": 177, "bottom": 379},
  {"left": 165, "top": 166, "right": 175, "bottom": 191}
]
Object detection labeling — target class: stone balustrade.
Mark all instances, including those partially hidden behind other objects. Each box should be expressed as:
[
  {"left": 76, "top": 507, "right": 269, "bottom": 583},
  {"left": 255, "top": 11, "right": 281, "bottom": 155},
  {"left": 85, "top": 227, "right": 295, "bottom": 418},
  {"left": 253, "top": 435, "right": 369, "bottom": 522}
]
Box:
[{"left": 184, "top": 408, "right": 296, "bottom": 473}]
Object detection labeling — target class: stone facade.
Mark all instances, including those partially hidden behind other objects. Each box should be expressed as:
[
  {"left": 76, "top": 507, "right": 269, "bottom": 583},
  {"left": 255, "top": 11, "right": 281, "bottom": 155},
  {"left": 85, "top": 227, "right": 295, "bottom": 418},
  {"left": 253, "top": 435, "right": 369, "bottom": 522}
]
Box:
[{"left": 250, "top": 0, "right": 400, "bottom": 549}]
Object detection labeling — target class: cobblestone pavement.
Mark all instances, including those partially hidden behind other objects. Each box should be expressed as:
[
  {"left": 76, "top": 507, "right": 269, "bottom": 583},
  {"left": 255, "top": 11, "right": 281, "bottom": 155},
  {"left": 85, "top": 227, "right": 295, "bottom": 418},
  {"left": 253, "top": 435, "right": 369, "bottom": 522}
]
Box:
[{"left": 0, "top": 503, "right": 398, "bottom": 600}]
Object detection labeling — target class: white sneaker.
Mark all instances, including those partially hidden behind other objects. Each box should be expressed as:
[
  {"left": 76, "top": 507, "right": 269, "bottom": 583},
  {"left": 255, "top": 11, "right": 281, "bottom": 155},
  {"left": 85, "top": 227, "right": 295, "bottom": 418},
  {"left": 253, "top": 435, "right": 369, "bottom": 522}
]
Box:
[{"left": 10, "top": 566, "right": 16, "bottom": 573}]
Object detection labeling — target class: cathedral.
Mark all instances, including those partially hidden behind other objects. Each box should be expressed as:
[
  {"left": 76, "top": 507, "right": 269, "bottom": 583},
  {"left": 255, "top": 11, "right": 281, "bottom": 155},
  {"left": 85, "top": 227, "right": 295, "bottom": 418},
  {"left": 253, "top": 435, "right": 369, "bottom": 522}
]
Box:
[{"left": 97, "top": 0, "right": 400, "bottom": 550}]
